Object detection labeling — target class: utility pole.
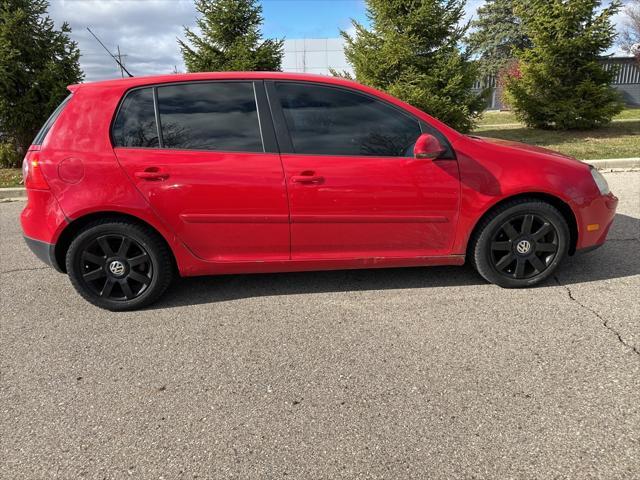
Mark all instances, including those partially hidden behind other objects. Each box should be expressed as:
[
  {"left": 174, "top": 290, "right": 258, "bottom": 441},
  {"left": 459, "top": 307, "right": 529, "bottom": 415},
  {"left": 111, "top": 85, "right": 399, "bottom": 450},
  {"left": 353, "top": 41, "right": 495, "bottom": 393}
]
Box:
[
  {"left": 116, "top": 45, "right": 126, "bottom": 78},
  {"left": 86, "top": 27, "right": 134, "bottom": 77},
  {"left": 302, "top": 39, "right": 306, "bottom": 73}
]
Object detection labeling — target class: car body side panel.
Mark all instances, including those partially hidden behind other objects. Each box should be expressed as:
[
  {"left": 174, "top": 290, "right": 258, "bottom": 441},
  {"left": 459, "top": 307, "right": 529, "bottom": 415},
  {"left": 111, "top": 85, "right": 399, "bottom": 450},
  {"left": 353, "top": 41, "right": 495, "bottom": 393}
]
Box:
[
  {"left": 34, "top": 79, "right": 465, "bottom": 277},
  {"left": 114, "top": 148, "right": 290, "bottom": 262},
  {"left": 281, "top": 154, "right": 461, "bottom": 259},
  {"left": 23, "top": 72, "right": 615, "bottom": 278},
  {"left": 449, "top": 135, "right": 616, "bottom": 254},
  {"left": 20, "top": 189, "right": 68, "bottom": 243},
  {"left": 28, "top": 83, "right": 203, "bottom": 275}
]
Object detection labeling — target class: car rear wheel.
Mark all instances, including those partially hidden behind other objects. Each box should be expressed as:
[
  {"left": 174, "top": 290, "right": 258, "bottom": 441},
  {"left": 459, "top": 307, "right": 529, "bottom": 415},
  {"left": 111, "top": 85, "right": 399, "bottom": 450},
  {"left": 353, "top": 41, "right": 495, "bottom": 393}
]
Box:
[
  {"left": 66, "top": 219, "right": 174, "bottom": 310},
  {"left": 471, "top": 199, "right": 570, "bottom": 288}
]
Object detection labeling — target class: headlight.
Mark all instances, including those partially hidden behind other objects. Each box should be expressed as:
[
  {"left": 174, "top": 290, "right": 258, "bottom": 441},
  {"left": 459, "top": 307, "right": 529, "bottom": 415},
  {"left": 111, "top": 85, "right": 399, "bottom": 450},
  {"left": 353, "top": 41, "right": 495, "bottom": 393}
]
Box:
[{"left": 590, "top": 167, "right": 609, "bottom": 195}]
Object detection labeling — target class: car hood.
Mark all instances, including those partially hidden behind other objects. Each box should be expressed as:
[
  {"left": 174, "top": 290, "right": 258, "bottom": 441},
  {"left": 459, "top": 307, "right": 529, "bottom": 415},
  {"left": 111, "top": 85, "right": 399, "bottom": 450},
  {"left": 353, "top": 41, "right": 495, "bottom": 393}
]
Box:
[{"left": 467, "top": 135, "right": 582, "bottom": 163}]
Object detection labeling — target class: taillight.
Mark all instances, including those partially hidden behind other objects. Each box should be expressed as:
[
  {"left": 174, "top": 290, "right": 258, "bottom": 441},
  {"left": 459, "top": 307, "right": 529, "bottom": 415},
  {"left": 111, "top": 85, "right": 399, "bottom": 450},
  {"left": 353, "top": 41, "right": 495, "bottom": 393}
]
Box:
[{"left": 22, "top": 150, "right": 50, "bottom": 190}]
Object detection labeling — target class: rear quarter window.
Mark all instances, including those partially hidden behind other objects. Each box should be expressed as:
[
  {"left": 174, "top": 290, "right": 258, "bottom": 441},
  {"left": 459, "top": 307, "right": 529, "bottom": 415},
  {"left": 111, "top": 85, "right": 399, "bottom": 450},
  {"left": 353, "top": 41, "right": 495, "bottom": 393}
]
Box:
[{"left": 112, "top": 88, "right": 159, "bottom": 148}]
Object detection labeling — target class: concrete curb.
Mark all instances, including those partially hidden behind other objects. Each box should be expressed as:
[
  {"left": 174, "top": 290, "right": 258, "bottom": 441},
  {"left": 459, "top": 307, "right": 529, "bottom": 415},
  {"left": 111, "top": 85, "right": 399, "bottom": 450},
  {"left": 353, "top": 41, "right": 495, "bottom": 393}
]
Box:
[
  {"left": 0, "top": 187, "right": 26, "bottom": 201},
  {"left": 1, "top": 158, "right": 638, "bottom": 202},
  {"left": 583, "top": 158, "right": 640, "bottom": 170}
]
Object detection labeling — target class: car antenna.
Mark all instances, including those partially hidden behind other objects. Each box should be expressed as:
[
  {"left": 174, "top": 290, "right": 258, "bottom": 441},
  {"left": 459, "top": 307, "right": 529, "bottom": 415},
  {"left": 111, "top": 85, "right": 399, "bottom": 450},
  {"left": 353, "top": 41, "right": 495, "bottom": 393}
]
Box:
[{"left": 86, "top": 27, "right": 134, "bottom": 78}]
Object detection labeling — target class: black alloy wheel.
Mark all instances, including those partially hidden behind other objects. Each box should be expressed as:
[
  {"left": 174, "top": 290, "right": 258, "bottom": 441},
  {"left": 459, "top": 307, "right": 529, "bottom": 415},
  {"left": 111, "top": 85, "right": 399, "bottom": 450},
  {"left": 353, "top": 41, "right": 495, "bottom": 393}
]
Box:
[
  {"left": 66, "top": 220, "right": 173, "bottom": 310},
  {"left": 80, "top": 234, "right": 152, "bottom": 301},
  {"left": 489, "top": 213, "right": 559, "bottom": 280},
  {"left": 472, "top": 199, "right": 569, "bottom": 288}
]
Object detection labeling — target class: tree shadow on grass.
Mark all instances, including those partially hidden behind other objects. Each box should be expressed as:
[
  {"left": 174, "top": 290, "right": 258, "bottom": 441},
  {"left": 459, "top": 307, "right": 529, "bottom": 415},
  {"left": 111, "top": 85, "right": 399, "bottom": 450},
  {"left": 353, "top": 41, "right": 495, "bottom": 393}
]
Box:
[{"left": 150, "top": 214, "right": 639, "bottom": 310}]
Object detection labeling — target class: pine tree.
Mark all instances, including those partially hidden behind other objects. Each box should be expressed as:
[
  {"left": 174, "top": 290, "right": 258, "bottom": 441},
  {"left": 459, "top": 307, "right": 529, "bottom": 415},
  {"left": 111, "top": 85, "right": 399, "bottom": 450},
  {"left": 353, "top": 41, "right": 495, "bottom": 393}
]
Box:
[
  {"left": 467, "top": 0, "right": 531, "bottom": 76},
  {"left": 0, "top": 0, "right": 83, "bottom": 163},
  {"left": 505, "top": 0, "right": 623, "bottom": 130},
  {"left": 340, "top": 0, "right": 486, "bottom": 133},
  {"left": 179, "top": 0, "right": 283, "bottom": 72}
]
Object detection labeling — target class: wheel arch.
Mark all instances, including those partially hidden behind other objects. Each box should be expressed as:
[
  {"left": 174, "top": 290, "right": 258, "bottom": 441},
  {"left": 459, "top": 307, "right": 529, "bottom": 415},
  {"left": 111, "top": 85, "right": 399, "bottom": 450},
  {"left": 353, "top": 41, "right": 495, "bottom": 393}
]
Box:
[
  {"left": 466, "top": 192, "right": 579, "bottom": 257},
  {"left": 54, "top": 211, "right": 177, "bottom": 273}
]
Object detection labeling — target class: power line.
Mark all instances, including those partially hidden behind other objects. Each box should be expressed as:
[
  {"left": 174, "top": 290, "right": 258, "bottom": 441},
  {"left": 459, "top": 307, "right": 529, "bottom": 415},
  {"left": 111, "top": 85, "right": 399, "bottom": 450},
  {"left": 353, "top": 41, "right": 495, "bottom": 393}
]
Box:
[{"left": 86, "top": 27, "right": 134, "bottom": 78}]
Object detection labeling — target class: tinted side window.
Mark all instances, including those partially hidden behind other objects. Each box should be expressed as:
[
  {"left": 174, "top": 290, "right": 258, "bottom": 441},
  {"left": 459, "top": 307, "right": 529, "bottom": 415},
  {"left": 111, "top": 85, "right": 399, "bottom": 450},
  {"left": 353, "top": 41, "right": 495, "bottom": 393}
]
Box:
[
  {"left": 275, "top": 83, "right": 422, "bottom": 157},
  {"left": 156, "top": 82, "right": 263, "bottom": 152},
  {"left": 112, "top": 88, "right": 159, "bottom": 148}
]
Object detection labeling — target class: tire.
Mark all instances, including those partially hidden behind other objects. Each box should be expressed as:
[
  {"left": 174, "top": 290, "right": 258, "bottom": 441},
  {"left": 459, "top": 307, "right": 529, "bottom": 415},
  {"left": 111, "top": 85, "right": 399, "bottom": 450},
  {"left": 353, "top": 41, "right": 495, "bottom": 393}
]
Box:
[
  {"left": 470, "top": 199, "right": 570, "bottom": 288},
  {"left": 66, "top": 219, "right": 174, "bottom": 311}
]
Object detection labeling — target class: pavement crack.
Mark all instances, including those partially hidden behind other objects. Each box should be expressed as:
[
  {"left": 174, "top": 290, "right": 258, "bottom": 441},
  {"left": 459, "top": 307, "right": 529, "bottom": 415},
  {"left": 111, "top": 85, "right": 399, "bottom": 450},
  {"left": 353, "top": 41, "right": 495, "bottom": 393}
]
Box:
[
  {"left": 554, "top": 276, "right": 640, "bottom": 358},
  {"left": 0, "top": 266, "right": 50, "bottom": 275}
]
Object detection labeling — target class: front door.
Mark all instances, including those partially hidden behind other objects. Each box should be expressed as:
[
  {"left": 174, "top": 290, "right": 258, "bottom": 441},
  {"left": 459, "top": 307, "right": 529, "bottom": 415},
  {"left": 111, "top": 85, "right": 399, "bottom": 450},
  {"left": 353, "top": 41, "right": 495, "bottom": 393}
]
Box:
[
  {"left": 269, "top": 81, "right": 460, "bottom": 260},
  {"left": 113, "top": 81, "right": 289, "bottom": 262}
]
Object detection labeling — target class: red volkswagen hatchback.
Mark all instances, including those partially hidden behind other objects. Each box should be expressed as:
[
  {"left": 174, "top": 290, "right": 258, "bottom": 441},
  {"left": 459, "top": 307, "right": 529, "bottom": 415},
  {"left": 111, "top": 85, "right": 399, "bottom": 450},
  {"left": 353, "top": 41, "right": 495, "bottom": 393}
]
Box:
[{"left": 21, "top": 72, "right": 618, "bottom": 310}]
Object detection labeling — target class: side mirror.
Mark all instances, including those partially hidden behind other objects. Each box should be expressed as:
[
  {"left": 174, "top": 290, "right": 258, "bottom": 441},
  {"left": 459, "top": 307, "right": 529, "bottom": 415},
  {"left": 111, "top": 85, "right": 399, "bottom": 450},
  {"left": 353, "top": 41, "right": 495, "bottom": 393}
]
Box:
[{"left": 414, "top": 133, "right": 446, "bottom": 160}]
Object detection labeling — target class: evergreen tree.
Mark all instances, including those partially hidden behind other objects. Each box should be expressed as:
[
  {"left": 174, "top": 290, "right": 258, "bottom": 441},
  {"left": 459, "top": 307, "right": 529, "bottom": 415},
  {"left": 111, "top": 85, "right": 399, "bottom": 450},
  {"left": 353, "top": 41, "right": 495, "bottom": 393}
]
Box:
[
  {"left": 179, "top": 0, "right": 283, "bottom": 72},
  {"left": 340, "top": 0, "right": 486, "bottom": 133},
  {"left": 467, "top": 0, "right": 531, "bottom": 76},
  {"left": 0, "top": 0, "right": 83, "bottom": 162},
  {"left": 505, "top": 0, "right": 623, "bottom": 130}
]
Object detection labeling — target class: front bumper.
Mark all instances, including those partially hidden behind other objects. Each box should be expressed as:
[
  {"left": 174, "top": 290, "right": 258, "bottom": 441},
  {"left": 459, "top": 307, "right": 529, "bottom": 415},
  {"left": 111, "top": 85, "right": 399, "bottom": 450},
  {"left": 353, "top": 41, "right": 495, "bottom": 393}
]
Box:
[{"left": 575, "top": 193, "right": 618, "bottom": 251}]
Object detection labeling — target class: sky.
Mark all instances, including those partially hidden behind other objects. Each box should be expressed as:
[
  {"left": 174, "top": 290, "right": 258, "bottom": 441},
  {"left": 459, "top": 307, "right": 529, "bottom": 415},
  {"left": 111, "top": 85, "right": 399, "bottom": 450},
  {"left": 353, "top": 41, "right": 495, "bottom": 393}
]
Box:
[{"left": 47, "top": 0, "right": 628, "bottom": 82}]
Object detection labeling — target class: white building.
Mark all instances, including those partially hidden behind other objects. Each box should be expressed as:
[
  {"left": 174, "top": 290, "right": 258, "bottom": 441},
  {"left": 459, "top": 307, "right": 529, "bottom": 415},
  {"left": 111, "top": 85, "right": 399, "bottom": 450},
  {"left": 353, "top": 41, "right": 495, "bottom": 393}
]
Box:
[{"left": 282, "top": 38, "right": 352, "bottom": 76}]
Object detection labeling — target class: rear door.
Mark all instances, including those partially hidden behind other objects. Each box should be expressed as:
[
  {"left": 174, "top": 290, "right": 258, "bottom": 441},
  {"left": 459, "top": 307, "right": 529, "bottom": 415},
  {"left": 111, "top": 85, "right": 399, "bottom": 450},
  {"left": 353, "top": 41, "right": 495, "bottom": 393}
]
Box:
[
  {"left": 113, "top": 81, "right": 290, "bottom": 262},
  {"left": 267, "top": 81, "right": 460, "bottom": 260}
]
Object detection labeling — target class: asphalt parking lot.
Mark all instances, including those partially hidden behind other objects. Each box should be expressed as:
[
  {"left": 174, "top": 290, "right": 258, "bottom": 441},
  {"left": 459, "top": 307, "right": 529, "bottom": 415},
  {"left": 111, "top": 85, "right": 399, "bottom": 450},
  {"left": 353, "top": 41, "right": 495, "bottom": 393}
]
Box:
[{"left": 1, "top": 171, "right": 639, "bottom": 479}]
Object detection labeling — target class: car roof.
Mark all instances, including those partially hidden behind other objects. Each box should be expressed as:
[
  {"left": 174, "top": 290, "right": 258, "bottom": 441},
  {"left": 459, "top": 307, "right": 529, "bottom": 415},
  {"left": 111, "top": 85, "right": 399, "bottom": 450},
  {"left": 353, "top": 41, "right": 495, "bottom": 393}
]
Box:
[
  {"left": 68, "top": 71, "right": 362, "bottom": 92},
  {"left": 66, "top": 71, "right": 463, "bottom": 140}
]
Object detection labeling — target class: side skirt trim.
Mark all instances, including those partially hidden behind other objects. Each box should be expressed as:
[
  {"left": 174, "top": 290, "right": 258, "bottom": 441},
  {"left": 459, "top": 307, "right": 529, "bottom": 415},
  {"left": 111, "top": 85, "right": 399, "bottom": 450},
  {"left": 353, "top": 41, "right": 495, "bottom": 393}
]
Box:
[{"left": 180, "top": 254, "right": 466, "bottom": 276}]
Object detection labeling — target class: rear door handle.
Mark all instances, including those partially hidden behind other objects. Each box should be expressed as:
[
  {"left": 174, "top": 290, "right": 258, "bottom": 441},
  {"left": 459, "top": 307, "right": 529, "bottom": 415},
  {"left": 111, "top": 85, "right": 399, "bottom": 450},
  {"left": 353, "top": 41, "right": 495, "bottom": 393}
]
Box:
[
  {"left": 290, "top": 174, "right": 324, "bottom": 184},
  {"left": 134, "top": 168, "right": 169, "bottom": 181}
]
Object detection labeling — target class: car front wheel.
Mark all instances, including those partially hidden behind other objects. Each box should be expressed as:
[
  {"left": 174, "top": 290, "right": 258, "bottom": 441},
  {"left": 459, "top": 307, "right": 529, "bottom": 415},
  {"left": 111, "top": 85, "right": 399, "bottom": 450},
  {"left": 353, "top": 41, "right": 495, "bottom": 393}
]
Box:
[
  {"left": 66, "top": 219, "right": 174, "bottom": 310},
  {"left": 471, "top": 199, "right": 570, "bottom": 288}
]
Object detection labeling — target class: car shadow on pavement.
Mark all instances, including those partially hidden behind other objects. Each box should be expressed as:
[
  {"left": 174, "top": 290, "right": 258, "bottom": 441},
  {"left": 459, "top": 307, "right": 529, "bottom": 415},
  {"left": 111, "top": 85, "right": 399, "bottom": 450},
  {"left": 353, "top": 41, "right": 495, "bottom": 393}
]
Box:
[
  {"left": 156, "top": 265, "right": 482, "bottom": 309},
  {"left": 151, "top": 213, "right": 639, "bottom": 309}
]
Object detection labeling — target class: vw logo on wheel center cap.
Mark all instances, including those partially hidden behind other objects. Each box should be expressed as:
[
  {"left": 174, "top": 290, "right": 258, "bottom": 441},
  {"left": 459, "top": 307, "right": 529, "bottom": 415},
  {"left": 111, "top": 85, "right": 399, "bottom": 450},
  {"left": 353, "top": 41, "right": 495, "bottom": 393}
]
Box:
[
  {"left": 516, "top": 239, "right": 532, "bottom": 255},
  {"left": 108, "top": 260, "right": 126, "bottom": 276}
]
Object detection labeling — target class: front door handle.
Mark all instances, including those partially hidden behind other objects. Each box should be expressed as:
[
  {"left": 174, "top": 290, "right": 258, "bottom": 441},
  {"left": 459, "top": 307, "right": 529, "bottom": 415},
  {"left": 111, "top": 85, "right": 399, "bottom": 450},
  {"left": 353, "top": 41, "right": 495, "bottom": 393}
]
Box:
[
  {"left": 290, "top": 173, "right": 324, "bottom": 184},
  {"left": 134, "top": 167, "right": 169, "bottom": 181}
]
